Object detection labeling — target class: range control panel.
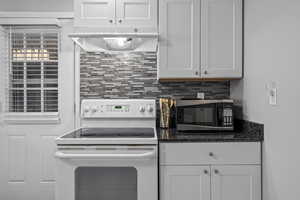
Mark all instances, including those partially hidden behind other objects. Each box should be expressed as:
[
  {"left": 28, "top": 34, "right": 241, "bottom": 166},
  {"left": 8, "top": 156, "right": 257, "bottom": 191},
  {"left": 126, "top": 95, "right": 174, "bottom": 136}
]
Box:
[{"left": 81, "top": 99, "right": 156, "bottom": 118}]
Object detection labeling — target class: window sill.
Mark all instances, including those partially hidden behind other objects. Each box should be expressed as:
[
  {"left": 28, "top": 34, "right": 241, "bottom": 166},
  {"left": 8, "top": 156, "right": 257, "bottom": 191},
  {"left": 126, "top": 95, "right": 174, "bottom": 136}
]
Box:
[{"left": 3, "top": 112, "right": 60, "bottom": 124}]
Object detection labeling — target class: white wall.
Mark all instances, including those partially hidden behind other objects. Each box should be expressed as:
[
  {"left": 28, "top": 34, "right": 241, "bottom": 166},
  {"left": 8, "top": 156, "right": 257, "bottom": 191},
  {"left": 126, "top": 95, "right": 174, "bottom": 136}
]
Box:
[
  {"left": 231, "top": 0, "right": 300, "bottom": 199},
  {"left": 0, "top": 0, "right": 73, "bottom": 12}
]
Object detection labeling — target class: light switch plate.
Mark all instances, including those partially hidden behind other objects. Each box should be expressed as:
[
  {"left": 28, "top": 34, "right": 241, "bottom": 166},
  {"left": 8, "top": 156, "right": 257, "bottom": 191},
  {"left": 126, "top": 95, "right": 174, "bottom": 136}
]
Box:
[
  {"left": 267, "top": 81, "right": 277, "bottom": 105},
  {"left": 269, "top": 88, "right": 277, "bottom": 105}
]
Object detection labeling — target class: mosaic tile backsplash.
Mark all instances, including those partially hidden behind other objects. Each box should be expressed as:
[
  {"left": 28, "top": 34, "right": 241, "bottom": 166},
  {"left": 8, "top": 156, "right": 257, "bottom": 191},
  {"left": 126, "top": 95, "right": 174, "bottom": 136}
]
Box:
[{"left": 80, "top": 52, "right": 230, "bottom": 99}]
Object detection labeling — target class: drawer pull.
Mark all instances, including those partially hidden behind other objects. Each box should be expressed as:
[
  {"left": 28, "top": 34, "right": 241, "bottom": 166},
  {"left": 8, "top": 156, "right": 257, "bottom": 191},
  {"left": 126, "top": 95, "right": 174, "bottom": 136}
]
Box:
[
  {"left": 209, "top": 152, "right": 214, "bottom": 157},
  {"left": 204, "top": 169, "right": 209, "bottom": 174},
  {"left": 214, "top": 169, "right": 219, "bottom": 174}
]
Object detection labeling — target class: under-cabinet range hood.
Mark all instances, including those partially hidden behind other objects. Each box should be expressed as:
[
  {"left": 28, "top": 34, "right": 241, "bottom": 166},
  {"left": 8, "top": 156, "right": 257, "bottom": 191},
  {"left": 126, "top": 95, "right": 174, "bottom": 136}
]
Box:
[{"left": 69, "top": 32, "right": 158, "bottom": 52}]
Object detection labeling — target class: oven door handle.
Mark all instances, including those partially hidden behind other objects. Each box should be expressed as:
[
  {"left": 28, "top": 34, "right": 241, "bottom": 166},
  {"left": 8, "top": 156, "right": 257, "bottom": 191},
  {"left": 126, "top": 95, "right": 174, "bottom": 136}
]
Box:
[{"left": 55, "top": 150, "right": 156, "bottom": 159}]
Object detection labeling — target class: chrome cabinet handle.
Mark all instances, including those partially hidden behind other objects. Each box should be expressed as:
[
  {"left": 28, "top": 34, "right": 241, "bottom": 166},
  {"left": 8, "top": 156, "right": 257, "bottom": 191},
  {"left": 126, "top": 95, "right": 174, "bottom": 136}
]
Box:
[
  {"left": 109, "top": 19, "right": 113, "bottom": 23},
  {"left": 209, "top": 152, "right": 214, "bottom": 157},
  {"left": 118, "top": 19, "right": 122, "bottom": 23},
  {"left": 204, "top": 169, "right": 209, "bottom": 174},
  {"left": 214, "top": 169, "right": 219, "bottom": 174}
]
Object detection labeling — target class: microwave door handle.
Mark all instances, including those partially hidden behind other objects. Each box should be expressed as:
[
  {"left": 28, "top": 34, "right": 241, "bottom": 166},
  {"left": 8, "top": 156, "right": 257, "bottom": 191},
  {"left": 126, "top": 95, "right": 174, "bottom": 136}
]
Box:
[{"left": 55, "top": 150, "right": 155, "bottom": 159}]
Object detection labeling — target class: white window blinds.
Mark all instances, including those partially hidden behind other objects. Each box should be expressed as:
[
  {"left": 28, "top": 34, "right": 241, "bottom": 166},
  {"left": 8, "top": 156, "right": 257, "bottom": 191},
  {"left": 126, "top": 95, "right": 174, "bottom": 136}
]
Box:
[{"left": 5, "top": 26, "right": 59, "bottom": 113}]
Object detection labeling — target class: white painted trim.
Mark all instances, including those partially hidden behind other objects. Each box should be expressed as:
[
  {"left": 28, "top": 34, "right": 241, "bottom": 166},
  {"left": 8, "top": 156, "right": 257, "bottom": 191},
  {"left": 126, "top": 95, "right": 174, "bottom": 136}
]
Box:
[
  {"left": 74, "top": 44, "right": 81, "bottom": 129},
  {"left": 0, "top": 12, "right": 74, "bottom": 19},
  {"left": 3, "top": 112, "right": 61, "bottom": 124},
  {"left": 0, "top": 18, "right": 62, "bottom": 26}
]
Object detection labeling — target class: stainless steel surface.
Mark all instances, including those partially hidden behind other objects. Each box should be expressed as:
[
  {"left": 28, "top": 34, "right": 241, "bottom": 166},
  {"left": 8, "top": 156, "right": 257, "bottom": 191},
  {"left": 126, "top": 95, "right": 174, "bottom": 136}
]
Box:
[
  {"left": 176, "top": 99, "right": 234, "bottom": 107},
  {"left": 177, "top": 124, "right": 234, "bottom": 131}
]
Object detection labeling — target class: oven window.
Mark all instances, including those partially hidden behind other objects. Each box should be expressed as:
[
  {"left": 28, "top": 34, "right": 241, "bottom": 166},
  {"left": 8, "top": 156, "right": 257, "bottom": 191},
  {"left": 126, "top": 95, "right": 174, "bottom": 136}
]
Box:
[
  {"left": 75, "top": 167, "right": 137, "bottom": 200},
  {"left": 179, "top": 107, "right": 215, "bottom": 125}
]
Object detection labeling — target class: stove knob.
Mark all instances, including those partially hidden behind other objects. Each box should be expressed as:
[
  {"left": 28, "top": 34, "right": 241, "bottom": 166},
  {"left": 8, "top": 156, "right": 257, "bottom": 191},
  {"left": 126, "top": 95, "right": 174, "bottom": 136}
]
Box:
[
  {"left": 147, "top": 105, "right": 154, "bottom": 112},
  {"left": 84, "top": 106, "right": 90, "bottom": 113},
  {"left": 139, "top": 106, "right": 145, "bottom": 113},
  {"left": 91, "top": 107, "right": 97, "bottom": 113}
]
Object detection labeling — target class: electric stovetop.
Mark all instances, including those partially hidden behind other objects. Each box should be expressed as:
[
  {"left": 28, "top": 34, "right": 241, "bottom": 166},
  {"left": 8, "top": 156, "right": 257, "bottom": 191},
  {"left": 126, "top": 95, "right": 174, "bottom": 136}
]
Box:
[{"left": 62, "top": 128, "right": 155, "bottom": 138}]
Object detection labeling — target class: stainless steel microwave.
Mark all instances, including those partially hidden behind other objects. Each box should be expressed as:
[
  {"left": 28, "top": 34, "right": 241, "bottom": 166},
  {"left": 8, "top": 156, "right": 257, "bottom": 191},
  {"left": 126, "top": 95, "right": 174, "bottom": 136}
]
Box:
[{"left": 176, "top": 99, "right": 234, "bottom": 131}]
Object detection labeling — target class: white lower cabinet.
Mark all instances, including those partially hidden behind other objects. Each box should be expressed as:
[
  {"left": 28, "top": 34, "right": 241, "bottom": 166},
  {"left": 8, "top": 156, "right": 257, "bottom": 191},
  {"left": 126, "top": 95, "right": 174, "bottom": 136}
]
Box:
[
  {"left": 211, "top": 165, "right": 261, "bottom": 200},
  {"left": 160, "top": 143, "right": 261, "bottom": 200},
  {"left": 161, "top": 166, "right": 211, "bottom": 200}
]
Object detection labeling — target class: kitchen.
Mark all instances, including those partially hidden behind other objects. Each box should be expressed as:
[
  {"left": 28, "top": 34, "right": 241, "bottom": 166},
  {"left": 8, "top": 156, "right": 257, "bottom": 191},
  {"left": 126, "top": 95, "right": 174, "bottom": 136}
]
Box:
[{"left": 0, "top": 0, "right": 299, "bottom": 200}]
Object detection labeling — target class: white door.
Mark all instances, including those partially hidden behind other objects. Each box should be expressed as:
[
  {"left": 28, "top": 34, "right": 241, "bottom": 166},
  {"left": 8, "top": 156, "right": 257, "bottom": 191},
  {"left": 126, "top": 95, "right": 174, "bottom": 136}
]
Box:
[
  {"left": 116, "top": 0, "right": 157, "bottom": 32},
  {"left": 211, "top": 165, "right": 261, "bottom": 200},
  {"left": 158, "top": 0, "right": 200, "bottom": 78},
  {"left": 74, "top": 0, "right": 116, "bottom": 27},
  {"left": 201, "top": 0, "right": 242, "bottom": 78},
  {"left": 160, "top": 166, "right": 210, "bottom": 200},
  {"left": 0, "top": 20, "right": 75, "bottom": 200}
]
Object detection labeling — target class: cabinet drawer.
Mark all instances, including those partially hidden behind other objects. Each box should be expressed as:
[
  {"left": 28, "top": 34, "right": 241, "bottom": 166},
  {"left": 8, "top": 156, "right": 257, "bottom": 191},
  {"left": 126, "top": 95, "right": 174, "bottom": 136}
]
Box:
[{"left": 160, "top": 142, "right": 261, "bottom": 165}]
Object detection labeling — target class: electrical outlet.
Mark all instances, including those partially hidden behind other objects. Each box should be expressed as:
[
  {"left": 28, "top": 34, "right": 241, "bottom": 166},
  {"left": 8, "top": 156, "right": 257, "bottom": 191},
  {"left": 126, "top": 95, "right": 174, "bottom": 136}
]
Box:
[{"left": 197, "top": 92, "right": 205, "bottom": 99}]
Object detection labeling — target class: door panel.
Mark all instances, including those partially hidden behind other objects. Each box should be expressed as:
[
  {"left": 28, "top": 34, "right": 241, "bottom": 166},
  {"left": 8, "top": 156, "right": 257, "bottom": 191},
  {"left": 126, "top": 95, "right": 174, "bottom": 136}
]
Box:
[
  {"left": 211, "top": 165, "right": 261, "bottom": 200},
  {"left": 8, "top": 135, "right": 26, "bottom": 182},
  {"left": 201, "top": 0, "right": 242, "bottom": 78},
  {"left": 0, "top": 20, "right": 75, "bottom": 200},
  {"left": 74, "top": 0, "right": 116, "bottom": 27},
  {"left": 158, "top": 0, "right": 200, "bottom": 78},
  {"left": 116, "top": 0, "right": 157, "bottom": 30},
  {"left": 40, "top": 135, "right": 56, "bottom": 182},
  {"left": 160, "top": 166, "right": 210, "bottom": 200}
]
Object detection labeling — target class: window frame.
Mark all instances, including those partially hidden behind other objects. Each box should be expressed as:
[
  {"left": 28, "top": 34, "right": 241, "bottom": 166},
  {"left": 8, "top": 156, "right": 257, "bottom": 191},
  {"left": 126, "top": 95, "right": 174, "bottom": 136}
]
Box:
[{"left": 1, "top": 25, "right": 61, "bottom": 124}]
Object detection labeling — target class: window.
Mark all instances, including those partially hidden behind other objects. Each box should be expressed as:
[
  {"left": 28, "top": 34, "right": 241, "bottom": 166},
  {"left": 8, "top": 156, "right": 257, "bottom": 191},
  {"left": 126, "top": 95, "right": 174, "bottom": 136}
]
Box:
[{"left": 6, "top": 26, "right": 59, "bottom": 113}]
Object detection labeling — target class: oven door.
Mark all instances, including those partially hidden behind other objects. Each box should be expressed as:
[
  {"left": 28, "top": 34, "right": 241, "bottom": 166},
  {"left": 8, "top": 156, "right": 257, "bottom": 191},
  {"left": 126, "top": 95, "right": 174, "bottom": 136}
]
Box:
[
  {"left": 55, "top": 145, "right": 157, "bottom": 200},
  {"left": 176, "top": 103, "right": 218, "bottom": 131}
]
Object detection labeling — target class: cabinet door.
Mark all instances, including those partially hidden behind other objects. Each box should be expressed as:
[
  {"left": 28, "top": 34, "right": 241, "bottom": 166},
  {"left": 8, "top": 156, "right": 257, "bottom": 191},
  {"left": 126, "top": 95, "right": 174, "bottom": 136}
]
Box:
[
  {"left": 74, "top": 0, "right": 116, "bottom": 27},
  {"left": 211, "top": 165, "right": 261, "bottom": 200},
  {"left": 116, "top": 0, "right": 157, "bottom": 31},
  {"left": 201, "top": 0, "right": 242, "bottom": 78},
  {"left": 161, "top": 166, "right": 210, "bottom": 200},
  {"left": 158, "top": 0, "right": 200, "bottom": 78}
]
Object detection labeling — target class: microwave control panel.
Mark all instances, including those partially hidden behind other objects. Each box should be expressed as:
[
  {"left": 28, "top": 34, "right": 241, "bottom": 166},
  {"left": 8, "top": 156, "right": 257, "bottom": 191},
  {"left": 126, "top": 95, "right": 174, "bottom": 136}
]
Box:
[{"left": 223, "top": 108, "right": 233, "bottom": 126}]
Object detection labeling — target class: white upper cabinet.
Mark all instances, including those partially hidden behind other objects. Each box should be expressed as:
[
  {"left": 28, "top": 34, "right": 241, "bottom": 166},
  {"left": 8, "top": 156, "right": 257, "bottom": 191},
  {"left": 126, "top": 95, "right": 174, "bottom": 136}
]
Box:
[
  {"left": 158, "top": 0, "right": 243, "bottom": 79},
  {"left": 74, "top": 0, "right": 157, "bottom": 32},
  {"left": 74, "top": 0, "right": 116, "bottom": 27},
  {"left": 201, "top": 0, "right": 242, "bottom": 78},
  {"left": 158, "top": 0, "right": 200, "bottom": 78},
  {"left": 116, "top": 0, "right": 157, "bottom": 29}
]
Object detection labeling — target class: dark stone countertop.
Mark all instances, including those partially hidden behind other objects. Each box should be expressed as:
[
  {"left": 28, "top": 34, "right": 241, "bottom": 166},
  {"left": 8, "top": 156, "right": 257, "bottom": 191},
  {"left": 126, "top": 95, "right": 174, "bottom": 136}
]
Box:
[{"left": 157, "top": 120, "right": 264, "bottom": 143}]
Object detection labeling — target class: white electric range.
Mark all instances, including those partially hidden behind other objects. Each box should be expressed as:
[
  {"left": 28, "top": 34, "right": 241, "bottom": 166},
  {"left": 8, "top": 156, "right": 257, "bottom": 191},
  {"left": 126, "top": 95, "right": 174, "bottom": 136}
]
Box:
[{"left": 55, "top": 99, "right": 158, "bottom": 200}]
